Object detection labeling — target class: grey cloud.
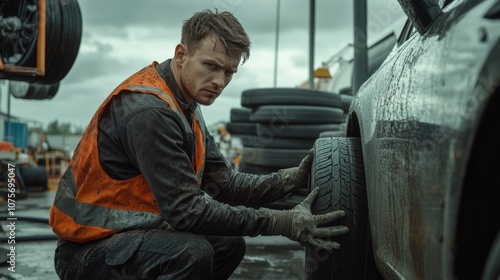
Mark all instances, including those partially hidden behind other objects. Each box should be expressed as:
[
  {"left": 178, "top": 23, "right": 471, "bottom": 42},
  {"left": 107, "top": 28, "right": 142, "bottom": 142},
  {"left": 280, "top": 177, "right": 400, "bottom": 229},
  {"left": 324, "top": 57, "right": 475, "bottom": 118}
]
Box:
[{"left": 10, "top": 0, "right": 406, "bottom": 129}]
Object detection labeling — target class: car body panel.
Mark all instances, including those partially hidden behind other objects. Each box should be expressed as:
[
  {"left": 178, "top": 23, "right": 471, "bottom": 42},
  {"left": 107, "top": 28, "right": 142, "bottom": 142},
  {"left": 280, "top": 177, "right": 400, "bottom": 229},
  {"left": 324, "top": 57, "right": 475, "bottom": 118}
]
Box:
[{"left": 346, "top": 0, "right": 500, "bottom": 278}]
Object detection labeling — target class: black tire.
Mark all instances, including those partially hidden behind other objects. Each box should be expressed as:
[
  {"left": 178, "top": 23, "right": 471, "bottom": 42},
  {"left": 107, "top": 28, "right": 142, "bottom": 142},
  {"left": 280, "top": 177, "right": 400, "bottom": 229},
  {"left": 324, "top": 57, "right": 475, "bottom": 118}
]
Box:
[
  {"left": 0, "top": 0, "right": 39, "bottom": 66},
  {"left": 250, "top": 105, "right": 345, "bottom": 125},
  {"left": 19, "top": 166, "right": 48, "bottom": 191},
  {"left": 9, "top": 81, "right": 31, "bottom": 98},
  {"left": 36, "top": 0, "right": 82, "bottom": 84},
  {"left": 10, "top": 81, "right": 60, "bottom": 100},
  {"left": 257, "top": 123, "right": 342, "bottom": 140},
  {"left": 305, "top": 137, "right": 381, "bottom": 280},
  {"left": 0, "top": 0, "right": 62, "bottom": 83},
  {"left": 30, "top": 0, "right": 62, "bottom": 83},
  {"left": 241, "top": 135, "right": 315, "bottom": 149},
  {"left": 338, "top": 87, "right": 352, "bottom": 95},
  {"left": 226, "top": 122, "right": 257, "bottom": 136},
  {"left": 241, "top": 88, "right": 343, "bottom": 109},
  {"left": 241, "top": 147, "right": 309, "bottom": 168},
  {"left": 230, "top": 107, "right": 252, "bottom": 122},
  {"left": 340, "top": 94, "right": 354, "bottom": 114},
  {"left": 319, "top": 130, "right": 345, "bottom": 138}
]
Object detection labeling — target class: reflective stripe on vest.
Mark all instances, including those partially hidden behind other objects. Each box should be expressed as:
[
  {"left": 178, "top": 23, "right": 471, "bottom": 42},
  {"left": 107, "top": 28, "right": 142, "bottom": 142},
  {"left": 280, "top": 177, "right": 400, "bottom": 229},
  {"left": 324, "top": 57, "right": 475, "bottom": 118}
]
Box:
[
  {"left": 52, "top": 170, "right": 164, "bottom": 230},
  {"left": 49, "top": 62, "right": 206, "bottom": 242}
]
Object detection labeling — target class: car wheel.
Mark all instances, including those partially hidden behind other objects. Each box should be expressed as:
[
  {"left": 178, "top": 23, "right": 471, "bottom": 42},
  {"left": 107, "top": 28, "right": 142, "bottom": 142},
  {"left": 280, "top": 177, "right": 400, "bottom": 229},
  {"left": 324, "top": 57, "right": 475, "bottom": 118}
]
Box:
[
  {"left": 0, "top": 0, "right": 39, "bottom": 66},
  {"left": 241, "top": 88, "right": 343, "bottom": 109},
  {"left": 305, "top": 137, "right": 382, "bottom": 280},
  {"left": 319, "top": 130, "right": 345, "bottom": 138},
  {"left": 0, "top": 0, "right": 62, "bottom": 83}
]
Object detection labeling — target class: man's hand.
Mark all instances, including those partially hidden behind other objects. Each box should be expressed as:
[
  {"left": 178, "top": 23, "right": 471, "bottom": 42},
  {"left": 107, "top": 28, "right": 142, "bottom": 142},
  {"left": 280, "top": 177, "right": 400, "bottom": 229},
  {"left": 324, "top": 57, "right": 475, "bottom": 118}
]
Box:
[
  {"left": 281, "top": 148, "right": 315, "bottom": 191},
  {"left": 265, "top": 187, "right": 349, "bottom": 250}
]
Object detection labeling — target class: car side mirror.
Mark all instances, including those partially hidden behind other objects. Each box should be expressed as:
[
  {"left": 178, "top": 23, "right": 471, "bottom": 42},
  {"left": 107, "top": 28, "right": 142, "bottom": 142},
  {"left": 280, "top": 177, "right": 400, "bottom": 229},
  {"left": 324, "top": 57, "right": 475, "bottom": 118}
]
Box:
[{"left": 397, "top": 0, "right": 442, "bottom": 34}]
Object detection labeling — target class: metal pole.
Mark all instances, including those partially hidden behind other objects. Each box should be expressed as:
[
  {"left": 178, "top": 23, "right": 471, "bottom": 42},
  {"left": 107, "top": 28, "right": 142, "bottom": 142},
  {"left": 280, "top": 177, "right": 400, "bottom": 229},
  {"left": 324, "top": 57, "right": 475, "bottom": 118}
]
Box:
[
  {"left": 273, "top": 0, "right": 281, "bottom": 87},
  {"left": 353, "top": 0, "right": 368, "bottom": 94},
  {"left": 309, "top": 0, "right": 315, "bottom": 89},
  {"left": 6, "top": 80, "right": 11, "bottom": 142},
  {"left": 0, "top": 80, "right": 3, "bottom": 118}
]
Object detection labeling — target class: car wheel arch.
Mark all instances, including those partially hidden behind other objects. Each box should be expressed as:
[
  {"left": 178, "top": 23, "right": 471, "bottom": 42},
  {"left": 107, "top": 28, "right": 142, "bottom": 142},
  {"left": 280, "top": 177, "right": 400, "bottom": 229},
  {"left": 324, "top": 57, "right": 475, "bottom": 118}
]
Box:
[
  {"left": 454, "top": 85, "right": 500, "bottom": 279},
  {"left": 346, "top": 112, "right": 362, "bottom": 138}
]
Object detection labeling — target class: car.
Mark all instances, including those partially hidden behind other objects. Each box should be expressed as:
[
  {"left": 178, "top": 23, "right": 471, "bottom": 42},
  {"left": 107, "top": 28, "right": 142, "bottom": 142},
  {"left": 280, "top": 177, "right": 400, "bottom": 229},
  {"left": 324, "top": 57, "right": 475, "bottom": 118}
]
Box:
[{"left": 305, "top": 0, "right": 500, "bottom": 279}]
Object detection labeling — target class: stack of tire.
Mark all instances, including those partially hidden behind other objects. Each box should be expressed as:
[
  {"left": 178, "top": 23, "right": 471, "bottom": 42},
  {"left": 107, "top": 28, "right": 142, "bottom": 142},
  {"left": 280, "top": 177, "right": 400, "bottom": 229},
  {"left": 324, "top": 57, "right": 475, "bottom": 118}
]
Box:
[
  {"left": 319, "top": 87, "right": 353, "bottom": 138},
  {"left": 226, "top": 88, "right": 347, "bottom": 209}
]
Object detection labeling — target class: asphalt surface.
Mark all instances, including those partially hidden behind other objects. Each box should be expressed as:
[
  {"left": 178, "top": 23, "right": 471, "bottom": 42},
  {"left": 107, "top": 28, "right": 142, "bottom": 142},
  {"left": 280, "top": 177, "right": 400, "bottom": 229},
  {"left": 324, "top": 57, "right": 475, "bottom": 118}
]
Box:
[{"left": 0, "top": 184, "right": 306, "bottom": 280}]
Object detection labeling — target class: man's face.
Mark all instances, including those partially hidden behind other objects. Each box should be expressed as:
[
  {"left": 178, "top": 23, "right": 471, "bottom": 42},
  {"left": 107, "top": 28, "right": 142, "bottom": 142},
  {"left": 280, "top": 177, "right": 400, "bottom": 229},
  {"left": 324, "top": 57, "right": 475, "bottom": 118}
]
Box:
[{"left": 177, "top": 36, "right": 240, "bottom": 105}]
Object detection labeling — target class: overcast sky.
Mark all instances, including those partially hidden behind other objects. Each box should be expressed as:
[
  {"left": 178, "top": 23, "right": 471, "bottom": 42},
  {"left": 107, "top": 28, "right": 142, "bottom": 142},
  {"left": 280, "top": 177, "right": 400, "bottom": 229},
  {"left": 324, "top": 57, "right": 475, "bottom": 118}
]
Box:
[{"left": 4, "top": 0, "right": 405, "bottom": 130}]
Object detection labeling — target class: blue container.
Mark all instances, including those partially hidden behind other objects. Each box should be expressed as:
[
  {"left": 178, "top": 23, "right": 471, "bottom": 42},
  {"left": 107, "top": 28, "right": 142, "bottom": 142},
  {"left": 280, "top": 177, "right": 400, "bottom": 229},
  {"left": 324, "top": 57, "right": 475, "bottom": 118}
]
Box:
[{"left": 4, "top": 121, "right": 28, "bottom": 149}]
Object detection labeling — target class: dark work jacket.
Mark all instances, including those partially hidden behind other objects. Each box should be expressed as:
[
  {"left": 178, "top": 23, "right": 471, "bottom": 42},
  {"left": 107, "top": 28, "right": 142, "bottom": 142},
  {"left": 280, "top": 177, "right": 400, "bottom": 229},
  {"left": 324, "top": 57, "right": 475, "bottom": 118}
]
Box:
[{"left": 95, "top": 59, "right": 290, "bottom": 236}]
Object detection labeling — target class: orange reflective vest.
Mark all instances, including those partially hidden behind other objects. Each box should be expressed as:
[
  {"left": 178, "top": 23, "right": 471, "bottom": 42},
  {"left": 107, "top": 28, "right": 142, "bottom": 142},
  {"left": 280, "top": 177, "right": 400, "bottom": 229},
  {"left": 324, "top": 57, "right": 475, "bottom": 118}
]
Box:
[{"left": 49, "top": 62, "right": 206, "bottom": 242}]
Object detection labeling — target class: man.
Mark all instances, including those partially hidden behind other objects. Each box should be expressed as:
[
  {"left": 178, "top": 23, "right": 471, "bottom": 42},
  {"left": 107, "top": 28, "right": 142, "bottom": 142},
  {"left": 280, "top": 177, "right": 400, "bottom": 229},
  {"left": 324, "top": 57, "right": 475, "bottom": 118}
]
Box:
[{"left": 49, "top": 9, "right": 348, "bottom": 279}]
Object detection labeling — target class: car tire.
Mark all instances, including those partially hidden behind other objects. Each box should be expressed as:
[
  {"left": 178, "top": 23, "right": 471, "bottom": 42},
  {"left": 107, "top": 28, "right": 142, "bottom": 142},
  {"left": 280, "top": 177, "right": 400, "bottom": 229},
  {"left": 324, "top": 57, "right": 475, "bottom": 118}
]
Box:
[
  {"left": 226, "top": 122, "right": 257, "bottom": 136},
  {"left": 250, "top": 105, "right": 345, "bottom": 125},
  {"left": 241, "top": 135, "right": 315, "bottom": 150},
  {"left": 257, "top": 123, "right": 342, "bottom": 139},
  {"left": 241, "top": 88, "right": 343, "bottom": 109},
  {"left": 0, "top": 0, "right": 62, "bottom": 82},
  {"left": 230, "top": 108, "right": 252, "bottom": 122},
  {"left": 238, "top": 162, "right": 278, "bottom": 175},
  {"left": 0, "top": 0, "right": 39, "bottom": 67},
  {"left": 10, "top": 81, "right": 60, "bottom": 100},
  {"left": 241, "top": 147, "right": 309, "bottom": 168},
  {"left": 305, "top": 137, "right": 382, "bottom": 280}
]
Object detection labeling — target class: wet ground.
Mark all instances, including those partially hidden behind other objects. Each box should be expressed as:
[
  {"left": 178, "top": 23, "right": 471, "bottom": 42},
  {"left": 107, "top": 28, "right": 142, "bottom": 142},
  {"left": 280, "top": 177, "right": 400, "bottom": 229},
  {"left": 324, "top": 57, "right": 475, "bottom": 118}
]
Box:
[{"left": 0, "top": 178, "right": 306, "bottom": 280}]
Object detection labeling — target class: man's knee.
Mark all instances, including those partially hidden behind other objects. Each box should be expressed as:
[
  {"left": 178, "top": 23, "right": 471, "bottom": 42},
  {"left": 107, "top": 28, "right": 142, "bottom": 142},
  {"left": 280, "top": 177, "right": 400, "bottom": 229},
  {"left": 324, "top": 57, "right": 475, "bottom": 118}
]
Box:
[
  {"left": 140, "top": 230, "right": 215, "bottom": 273},
  {"left": 177, "top": 235, "right": 215, "bottom": 266},
  {"left": 207, "top": 235, "right": 246, "bottom": 260},
  {"left": 227, "top": 237, "right": 246, "bottom": 261}
]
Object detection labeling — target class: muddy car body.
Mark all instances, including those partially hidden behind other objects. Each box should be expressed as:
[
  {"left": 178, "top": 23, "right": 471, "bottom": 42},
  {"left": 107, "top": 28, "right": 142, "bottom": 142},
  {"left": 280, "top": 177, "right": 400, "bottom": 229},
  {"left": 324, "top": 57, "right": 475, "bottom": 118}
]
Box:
[{"left": 307, "top": 0, "right": 500, "bottom": 279}]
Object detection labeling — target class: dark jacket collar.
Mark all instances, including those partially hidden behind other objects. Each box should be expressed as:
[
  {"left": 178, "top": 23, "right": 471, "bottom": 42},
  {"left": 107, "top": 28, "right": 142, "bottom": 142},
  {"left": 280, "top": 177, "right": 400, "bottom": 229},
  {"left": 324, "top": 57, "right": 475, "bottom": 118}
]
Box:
[{"left": 155, "top": 59, "right": 198, "bottom": 113}]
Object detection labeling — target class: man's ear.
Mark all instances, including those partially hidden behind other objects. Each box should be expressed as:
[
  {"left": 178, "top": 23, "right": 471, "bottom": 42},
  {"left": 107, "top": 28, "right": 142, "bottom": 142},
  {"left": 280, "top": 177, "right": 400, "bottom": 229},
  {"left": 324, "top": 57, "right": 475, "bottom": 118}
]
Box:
[{"left": 174, "top": 44, "right": 188, "bottom": 65}]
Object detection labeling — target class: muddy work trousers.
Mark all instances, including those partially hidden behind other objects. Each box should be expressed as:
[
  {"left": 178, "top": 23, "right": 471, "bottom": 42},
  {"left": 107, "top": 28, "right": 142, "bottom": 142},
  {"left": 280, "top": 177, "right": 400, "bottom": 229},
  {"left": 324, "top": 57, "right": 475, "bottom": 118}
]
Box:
[{"left": 54, "top": 229, "right": 246, "bottom": 280}]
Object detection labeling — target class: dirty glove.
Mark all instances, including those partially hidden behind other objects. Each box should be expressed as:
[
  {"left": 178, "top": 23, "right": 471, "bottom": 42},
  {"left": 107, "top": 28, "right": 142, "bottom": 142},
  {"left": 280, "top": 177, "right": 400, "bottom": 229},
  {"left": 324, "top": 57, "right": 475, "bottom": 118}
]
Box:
[
  {"left": 264, "top": 187, "right": 349, "bottom": 250},
  {"left": 280, "top": 148, "right": 315, "bottom": 191}
]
